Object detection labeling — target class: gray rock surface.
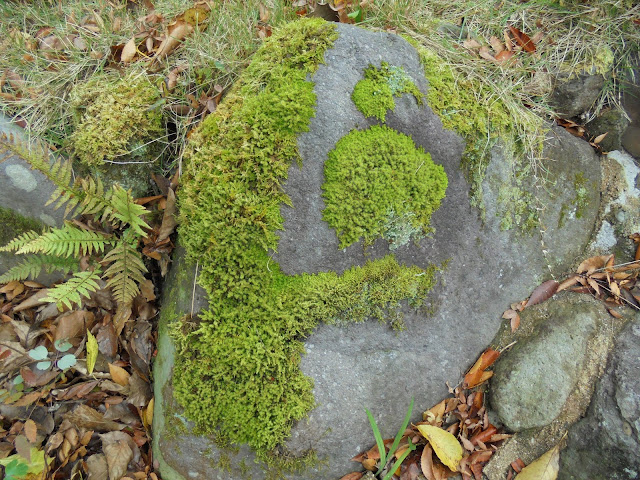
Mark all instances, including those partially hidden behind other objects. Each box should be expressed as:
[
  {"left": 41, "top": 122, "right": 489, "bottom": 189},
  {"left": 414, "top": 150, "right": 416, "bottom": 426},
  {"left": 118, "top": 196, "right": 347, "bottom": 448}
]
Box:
[
  {"left": 489, "top": 297, "right": 601, "bottom": 431},
  {"left": 0, "top": 115, "right": 65, "bottom": 280},
  {"left": 550, "top": 73, "right": 606, "bottom": 118},
  {"left": 155, "top": 23, "right": 602, "bottom": 480},
  {"left": 586, "top": 107, "right": 630, "bottom": 152},
  {"left": 621, "top": 78, "right": 640, "bottom": 158},
  {"left": 559, "top": 315, "right": 640, "bottom": 480},
  {"left": 0, "top": 115, "right": 65, "bottom": 228}
]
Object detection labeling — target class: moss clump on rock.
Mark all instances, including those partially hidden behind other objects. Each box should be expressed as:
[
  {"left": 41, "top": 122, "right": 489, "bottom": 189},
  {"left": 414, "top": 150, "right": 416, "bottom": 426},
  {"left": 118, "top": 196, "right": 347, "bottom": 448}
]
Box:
[
  {"left": 70, "top": 71, "right": 164, "bottom": 166},
  {"left": 352, "top": 62, "right": 424, "bottom": 121},
  {"left": 0, "top": 206, "right": 43, "bottom": 246},
  {"left": 411, "top": 44, "right": 545, "bottom": 228},
  {"left": 173, "top": 18, "right": 443, "bottom": 461},
  {"left": 322, "top": 125, "right": 448, "bottom": 249}
]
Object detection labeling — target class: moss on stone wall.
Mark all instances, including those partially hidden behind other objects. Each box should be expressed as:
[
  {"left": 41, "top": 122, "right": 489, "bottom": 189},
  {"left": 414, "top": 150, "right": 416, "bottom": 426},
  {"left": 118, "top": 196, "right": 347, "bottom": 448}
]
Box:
[
  {"left": 70, "top": 71, "right": 164, "bottom": 167},
  {"left": 173, "top": 18, "right": 444, "bottom": 462},
  {"left": 352, "top": 62, "right": 423, "bottom": 121},
  {"left": 409, "top": 42, "right": 544, "bottom": 230},
  {"left": 0, "top": 206, "right": 42, "bottom": 246},
  {"left": 322, "top": 125, "right": 447, "bottom": 249}
]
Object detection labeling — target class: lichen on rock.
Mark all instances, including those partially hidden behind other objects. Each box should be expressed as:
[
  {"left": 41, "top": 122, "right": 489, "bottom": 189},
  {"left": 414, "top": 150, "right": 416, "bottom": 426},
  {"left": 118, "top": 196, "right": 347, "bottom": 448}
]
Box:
[
  {"left": 70, "top": 70, "right": 164, "bottom": 167},
  {"left": 351, "top": 62, "right": 423, "bottom": 121},
  {"left": 322, "top": 125, "right": 448, "bottom": 249}
]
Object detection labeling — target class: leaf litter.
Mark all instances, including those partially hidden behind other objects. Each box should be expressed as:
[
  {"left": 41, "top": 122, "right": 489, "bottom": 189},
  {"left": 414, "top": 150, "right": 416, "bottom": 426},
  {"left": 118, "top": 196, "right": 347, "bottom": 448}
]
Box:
[{"left": 0, "top": 177, "right": 177, "bottom": 479}]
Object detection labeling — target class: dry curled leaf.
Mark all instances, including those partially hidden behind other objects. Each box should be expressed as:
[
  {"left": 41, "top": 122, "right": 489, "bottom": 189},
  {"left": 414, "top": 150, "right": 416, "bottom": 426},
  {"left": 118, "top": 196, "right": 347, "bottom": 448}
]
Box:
[
  {"left": 121, "top": 37, "right": 137, "bottom": 63},
  {"left": 339, "top": 473, "right": 364, "bottom": 480},
  {"left": 508, "top": 26, "right": 536, "bottom": 53},
  {"left": 525, "top": 280, "right": 558, "bottom": 307},
  {"left": 463, "top": 348, "right": 500, "bottom": 389},
  {"left": 502, "top": 309, "right": 521, "bottom": 332},
  {"left": 577, "top": 255, "right": 612, "bottom": 275}
]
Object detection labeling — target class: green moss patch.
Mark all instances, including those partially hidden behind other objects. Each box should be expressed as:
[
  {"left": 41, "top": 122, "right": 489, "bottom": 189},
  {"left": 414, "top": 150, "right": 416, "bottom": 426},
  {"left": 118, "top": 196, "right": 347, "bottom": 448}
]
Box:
[
  {"left": 322, "top": 125, "right": 448, "bottom": 249},
  {"left": 0, "top": 206, "right": 42, "bottom": 247},
  {"left": 70, "top": 71, "right": 164, "bottom": 166},
  {"left": 174, "top": 19, "right": 443, "bottom": 461},
  {"left": 352, "top": 62, "right": 423, "bottom": 121}
]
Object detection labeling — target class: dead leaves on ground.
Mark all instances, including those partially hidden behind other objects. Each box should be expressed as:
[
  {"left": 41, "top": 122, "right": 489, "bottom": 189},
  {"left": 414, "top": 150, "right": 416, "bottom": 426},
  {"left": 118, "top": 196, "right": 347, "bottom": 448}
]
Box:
[
  {"left": 348, "top": 356, "right": 509, "bottom": 480},
  {"left": 294, "top": 0, "right": 374, "bottom": 24},
  {"left": 555, "top": 118, "right": 610, "bottom": 152},
  {"left": 0, "top": 176, "right": 178, "bottom": 480},
  {"left": 461, "top": 25, "right": 543, "bottom": 66},
  {"left": 502, "top": 238, "right": 640, "bottom": 333}
]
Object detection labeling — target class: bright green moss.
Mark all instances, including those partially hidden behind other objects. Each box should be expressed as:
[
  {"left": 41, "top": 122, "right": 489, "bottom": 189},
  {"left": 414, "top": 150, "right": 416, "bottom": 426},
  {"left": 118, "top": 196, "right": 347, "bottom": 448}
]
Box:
[
  {"left": 352, "top": 62, "right": 424, "bottom": 121},
  {"left": 322, "top": 125, "right": 448, "bottom": 249},
  {"left": 70, "top": 71, "right": 164, "bottom": 166},
  {"left": 174, "top": 18, "right": 443, "bottom": 462}
]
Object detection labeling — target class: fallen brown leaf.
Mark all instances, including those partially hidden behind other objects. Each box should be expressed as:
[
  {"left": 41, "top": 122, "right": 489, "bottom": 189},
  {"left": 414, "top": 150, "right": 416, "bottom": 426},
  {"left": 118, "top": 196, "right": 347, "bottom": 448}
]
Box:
[
  {"left": 64, "top": 404, "right": 124, "bottom": 432},
  {"left": 525, "top": 279, "right": 558, "bottom": 307},
  {"left": 577, "top": 255, "right": 612, "bottom": 275},
  {"left": 23, "top": 419, "right": 38, "bottom": 444},
  {"left": 108, "top": 363, "right": 131, "bottom": 387},
  {"left": 339, "top": 473, "right": 363, "bottom": 480},
  {"left": 121, "top": 37, "right": 138, "bottom": 63},
  {"left": 508, "top": 26, "right": 536, "bottom": 53},
  {"left": 463, "top": 349, "right": 500, "bottom": 389},
  {"left": 101, "top": 431, "right": 134, "bottom": 480}
]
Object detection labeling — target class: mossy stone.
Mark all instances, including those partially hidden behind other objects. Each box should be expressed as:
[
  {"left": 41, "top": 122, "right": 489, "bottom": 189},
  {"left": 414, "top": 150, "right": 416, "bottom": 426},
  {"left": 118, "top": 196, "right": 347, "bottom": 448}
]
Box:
[
  {"left": 70, "top": 71, "right": 164, "bottom": 167},
  {"left": 172, "top": 18, "right": 445, "bottom": 460},
  {"left": 351, "top": 62, "right": 423, "bottom": 121},
  {"left": 322, "top": 125, "right": 447, "bottom": 248}
]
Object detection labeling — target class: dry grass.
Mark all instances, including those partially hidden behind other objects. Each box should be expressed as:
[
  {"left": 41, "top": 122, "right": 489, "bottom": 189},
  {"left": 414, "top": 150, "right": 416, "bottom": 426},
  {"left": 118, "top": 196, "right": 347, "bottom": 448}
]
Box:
[{"left": 0, "top": 0, "right": 637, "bottom": 176}]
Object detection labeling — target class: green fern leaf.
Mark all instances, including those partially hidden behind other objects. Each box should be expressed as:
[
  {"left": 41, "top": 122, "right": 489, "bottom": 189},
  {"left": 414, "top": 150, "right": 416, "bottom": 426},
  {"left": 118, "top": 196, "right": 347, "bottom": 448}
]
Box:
[
  {"left": 0, "top": 231, "right": 40, "bottom": 252},
  {"left": 16, "top": 224, "right": 112, "bottom": 257},
  {"left": 78, "top": 177, "right": 111, "bottom": 216},
  {"left": 106, "top": 186, "right": 150, "bottom": 236},
  {"left": 0, "top": 255, "right": 77, "bottom": 283},
  {"left": 0, "top": 133, "right": 51, "bottom": 173},
  {"left": 44, "top": 270, "right": 102, "bottom": 310},
  {"left": 103, "top": 236, "right": 147, "bottom": 306}
]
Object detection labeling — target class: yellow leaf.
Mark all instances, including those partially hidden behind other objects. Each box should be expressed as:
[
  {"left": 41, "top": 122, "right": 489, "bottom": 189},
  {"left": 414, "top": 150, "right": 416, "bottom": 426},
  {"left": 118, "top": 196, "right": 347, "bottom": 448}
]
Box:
[
  {"left": 143, "top": 397, "right": 154, "bottom": 429},
  {"left": 86, "top": 330, "right": 98, "bottom": 375},
  {"left": 108, "top": 363, "right": 131, "bottom": 387},
  {"left": 121, "top": 37, "right": 137, "bottom": 63},
  {"left": 416, "top": 424, "right": 463, "bottom": 472},
  {"left": 516, "top": 444, "right": 560, "bottom": 480}
]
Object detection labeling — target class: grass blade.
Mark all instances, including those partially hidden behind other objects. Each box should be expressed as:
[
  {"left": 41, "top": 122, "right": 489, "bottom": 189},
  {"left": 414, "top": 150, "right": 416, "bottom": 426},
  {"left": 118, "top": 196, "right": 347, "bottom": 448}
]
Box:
[
  {"left": 386, "top": 397, "right": 414, "bottom": 461},
  {"left": 365, "top": 407, "right": 387, "bottom": 473},
  {"left": 382, "top": 442, "right": 416, "bottom": 480}
]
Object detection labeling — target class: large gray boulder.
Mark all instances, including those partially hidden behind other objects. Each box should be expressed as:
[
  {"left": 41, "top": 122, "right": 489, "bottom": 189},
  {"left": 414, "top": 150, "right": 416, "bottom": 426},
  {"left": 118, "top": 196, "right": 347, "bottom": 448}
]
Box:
[{"left": 154, "top": 22, "right": 601, "bottom": 480}]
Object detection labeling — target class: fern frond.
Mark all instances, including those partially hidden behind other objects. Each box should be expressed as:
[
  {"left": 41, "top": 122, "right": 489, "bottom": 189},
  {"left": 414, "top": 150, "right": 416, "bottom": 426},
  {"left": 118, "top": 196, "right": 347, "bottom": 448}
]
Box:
[
  {"left": 105, "top": 186, "right": 150, "bottom": 236},
  {"left": 0, "top": 255, "right": 78, "bottom": 283},
  {"left": 103, "top": 236, "right": 148, "bottom": 306},
  {"left": 0, "top": 230, "right": 40, "bottom": 252},
  {"left": 16, "top": 224, "right": 112, "bottom": 257},
  {"left": 44, "top": 269, "right": 102, "bottom": 310},
  {"left": 78, "top": 177, "right": 112, "bottom": 216},
  {"left": 0, "top": 133, "right": 52, "bottom": 172}
]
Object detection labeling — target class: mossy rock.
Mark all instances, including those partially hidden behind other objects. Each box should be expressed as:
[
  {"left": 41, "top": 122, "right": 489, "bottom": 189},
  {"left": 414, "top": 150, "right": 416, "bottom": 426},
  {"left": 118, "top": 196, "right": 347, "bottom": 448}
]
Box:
[
  {"left": 155, "top": 20, "right": 603, "bottom": 480},
  {"left": 69, "top": 70, "right": 164, "bottom": 197}
]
